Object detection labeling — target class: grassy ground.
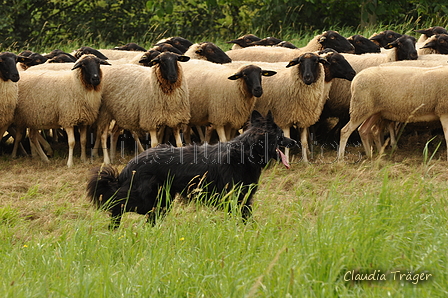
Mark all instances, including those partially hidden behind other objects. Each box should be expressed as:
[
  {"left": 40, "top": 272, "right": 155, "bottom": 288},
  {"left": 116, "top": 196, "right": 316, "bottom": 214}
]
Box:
[{"left": 0, "top": 134, "right": 447, "bottom": 297}]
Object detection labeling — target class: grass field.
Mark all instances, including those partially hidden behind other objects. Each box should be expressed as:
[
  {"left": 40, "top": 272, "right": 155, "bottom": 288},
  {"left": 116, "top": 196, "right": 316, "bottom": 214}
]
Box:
[{"left": 1, "top": 133, "right": 447, "bottom": 297}]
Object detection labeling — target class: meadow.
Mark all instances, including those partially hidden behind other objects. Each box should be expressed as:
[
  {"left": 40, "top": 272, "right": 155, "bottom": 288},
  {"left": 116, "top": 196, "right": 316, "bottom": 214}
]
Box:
[
  {"left": 2, "top": 25, "right": 448, "bottom": 297},
  {"left": 0, "top": 132, "right": 447, "bottom": 297}
]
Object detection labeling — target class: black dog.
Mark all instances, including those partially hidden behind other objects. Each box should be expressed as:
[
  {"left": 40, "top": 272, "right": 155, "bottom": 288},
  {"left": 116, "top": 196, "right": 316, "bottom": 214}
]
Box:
[{"left": 87, "top": 110, "right": 296, "bottom": 228}]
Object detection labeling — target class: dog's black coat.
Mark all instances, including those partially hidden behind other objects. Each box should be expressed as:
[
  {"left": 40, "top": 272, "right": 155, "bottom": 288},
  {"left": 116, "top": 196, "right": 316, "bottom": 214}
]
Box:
[{"left": 87, "top": 110, "right": 296, "bottom": 228}]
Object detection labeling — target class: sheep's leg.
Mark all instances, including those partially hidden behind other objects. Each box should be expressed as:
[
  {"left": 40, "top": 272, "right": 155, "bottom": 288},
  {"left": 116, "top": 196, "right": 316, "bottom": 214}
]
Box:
[
  {"left": 99, "top": 125, "right": 111, "bottom": 165},
  {"left": 150, "top": 130, "right": 159, "bottom": 147},
  {"left": 172, "top": 126, "right": 183, "bottom": 147},
  {"left": 338, "top": 117, "right": 369, "bottom": 161},
  {"left": 131, "top": 131, "right": 145, "bottom": 153},
  {"left": 91, "top": 128, "right": 101, "bottom": 158},
  {"left": 216, "top": 126, "right": 227, "bottom": 143},
  {"left": 11, "top": 128, "right": 25, "bottom": 158},
  {"left": 358, "top": 113, "right": 381, "bottom": 158},
  {"left": 37, "top": 130, "right": 53, "bottom": 157},
  {"left": 389, "top": 121, "right": 399, "bottom": 148},
  {"left": 28, "top": 129, "right": 50, "bottom": 163},
  {"left": 282, "top": 127, "right": 291, "bottom": 164},
  {"left": 78, "top": 125, "right": 88, "bottom": 163},
  {"left": 109, "top": 128, "right": 121, "bottom": 163},
  {"left": 205, "top": 126, "right": 215, "bottom": 143},
  {"left": 183, "top": 126, "right": 192, "bottom": 144},
  {"left": 439, "top": 115, "right": 448, "bottom": 161},
  {"left": 196, "top": 125, "right": 205, "bottom": 143},
  {"left": 300, "top": 127, "right": 309, "bottom": 163},
  {"left": 65, "top": 126, "right": 76, "bottom": 167}
]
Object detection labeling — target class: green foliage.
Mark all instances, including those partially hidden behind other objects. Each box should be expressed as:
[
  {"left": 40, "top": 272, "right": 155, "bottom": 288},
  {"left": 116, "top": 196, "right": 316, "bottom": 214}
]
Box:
[{"left": 1, "top": 0, "right": 448, "bottom": 51}]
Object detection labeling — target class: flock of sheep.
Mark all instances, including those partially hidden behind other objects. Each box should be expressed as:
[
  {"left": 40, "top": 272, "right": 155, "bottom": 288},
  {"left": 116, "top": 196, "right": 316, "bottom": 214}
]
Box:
[{"left": 1, "top": 26, "right": 448, "bottom": 167}]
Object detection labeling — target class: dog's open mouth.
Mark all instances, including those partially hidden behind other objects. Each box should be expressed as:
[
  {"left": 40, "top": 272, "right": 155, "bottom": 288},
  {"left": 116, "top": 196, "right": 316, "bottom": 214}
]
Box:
[{"left": 276, "top": 148, "right": 290, "bottom": 169}]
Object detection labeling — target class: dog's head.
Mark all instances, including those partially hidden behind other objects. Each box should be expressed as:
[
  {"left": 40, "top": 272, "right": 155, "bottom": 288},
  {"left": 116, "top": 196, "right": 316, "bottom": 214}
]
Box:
[{"left": 247, "top": 110, "right": 297, "bottom": 168}]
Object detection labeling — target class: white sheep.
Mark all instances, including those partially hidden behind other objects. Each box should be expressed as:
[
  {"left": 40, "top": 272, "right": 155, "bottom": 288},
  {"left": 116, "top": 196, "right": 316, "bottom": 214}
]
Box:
[
  {"left": 338, "top": 64, "right": 448, "bottom": 160},
  {"left": 319, "top": 34, "right": 418, "bottom": 142},
  {"left": 11, "top": 54, "right": 110, "bottom": 167},
  {"left": 0, "top": 52, "right": 29, "bottom": 143},
  {"left": 183, "top": 42, "right": 232, "bottom": 64},
  {"left": 95, "top": 51, "right": 190, "bottom": 164},
  {"left": 225, "top": 30, "right": 355, "bottom": 62},
  {"left": 181, "top": 59, "right": 276, "bottom": 143}
]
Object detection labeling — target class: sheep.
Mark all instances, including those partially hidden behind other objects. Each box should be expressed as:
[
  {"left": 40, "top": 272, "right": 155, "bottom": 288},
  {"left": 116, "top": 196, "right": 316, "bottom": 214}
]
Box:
[
  {"left": 16, "top": 51, "right": 47, "bottom": 70},
  {"left": 183, "top": 42, "right": 232, "bottom": 64},
  {"left": 347, "top": 34, "right": 381, "bottom": 54},
  {"left": 155, "top": 36, "right": 193, "bottom": 54},
  {"left": 73, "top": 46, "right": 109, "bottom": 60},
  {"left": 226, "top": 34, "right": 262, "bottom": 50},
  {"left": 0, "top": 52, "right": 30, "bottom": 144},
  {"left": 338, "top": 64, "right": 448, "bottom": 161},
  {"left": 181, "top": 59, "right": 276, "bottom": 144},
  {"left": 113, "top": 42, "right": 147, "bottom": 51},
  {"left": 251, "top": 51, "right": 355, "bottom": 162},
  {"left": 369, "top": 30, "right": 402, "bottom": 47},
  {"left": 415, "top": 26, "right": 447, "bottom": 46},
  {"left": 95, "top": 51, "right": 190, "bottom": 164},
  {"left": 226, "top": 30, "right": 355, "bottom": 62},
  {"left": 11, "top": 55, "right": 110, "bottom": 167},
  {"left": 150, "top": 43, "right": 184, "bottom": 54},
  {"left": 317, "top": 34, "right": 418, "bottom": 143},
  {"left": 418, "top": 34, "right": 448, "bottom": 55}
]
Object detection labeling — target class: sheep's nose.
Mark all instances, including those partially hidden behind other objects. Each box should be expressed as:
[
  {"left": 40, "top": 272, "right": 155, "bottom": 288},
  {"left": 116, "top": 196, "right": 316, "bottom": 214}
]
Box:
[
  {"left": 10, "top": 73, "right": 20, "bottom": 82},
  {"left": 253, "top": 86, "right": 263, "bottom": 97},
  {"left": 410, "top": 52, "right": 418, "bottom": 60},
  {"left": 303, "top": 74, "right": 314, "bottom": 85}
]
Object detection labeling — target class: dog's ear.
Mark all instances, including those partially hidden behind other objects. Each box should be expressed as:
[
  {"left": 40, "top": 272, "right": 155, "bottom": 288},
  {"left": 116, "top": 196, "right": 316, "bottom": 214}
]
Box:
[
  {"left": 250, "top": 110, "right": 264, "bottom": 125},
  {"left": 266, "top": 110, "right": 274, "bottom": 123}
]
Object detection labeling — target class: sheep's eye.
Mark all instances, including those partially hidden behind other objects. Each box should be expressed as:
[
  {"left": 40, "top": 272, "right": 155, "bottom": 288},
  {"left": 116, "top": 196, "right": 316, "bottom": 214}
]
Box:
[
  {"left": 330, "top": 36, "right": 335, "bottom": 40},
  {"left": 440, "top": 39, "right": 445, "bottom": 44}
]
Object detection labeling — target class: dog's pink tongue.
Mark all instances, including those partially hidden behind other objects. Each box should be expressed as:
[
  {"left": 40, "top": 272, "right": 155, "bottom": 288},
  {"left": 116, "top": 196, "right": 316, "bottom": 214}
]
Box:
[{"left": 276, "top": 149, "right": 290, "bottom": 169}]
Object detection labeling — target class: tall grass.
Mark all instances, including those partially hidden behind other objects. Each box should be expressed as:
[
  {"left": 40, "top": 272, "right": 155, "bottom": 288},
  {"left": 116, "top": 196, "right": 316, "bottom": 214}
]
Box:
[{"left": 1, "top": 156, "right": 447, "bottom": 297}]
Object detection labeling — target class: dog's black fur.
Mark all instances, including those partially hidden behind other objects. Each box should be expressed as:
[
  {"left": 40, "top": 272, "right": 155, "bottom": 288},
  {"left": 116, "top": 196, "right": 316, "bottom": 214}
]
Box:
[{"left": 87, "top": 110, "right": 296, "bottom": 228}]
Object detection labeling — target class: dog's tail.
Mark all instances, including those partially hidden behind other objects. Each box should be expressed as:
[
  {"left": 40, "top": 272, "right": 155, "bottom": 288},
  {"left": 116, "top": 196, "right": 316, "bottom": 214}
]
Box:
[{"left": 87, "top": 165, "right": 120, "bottom": 210}]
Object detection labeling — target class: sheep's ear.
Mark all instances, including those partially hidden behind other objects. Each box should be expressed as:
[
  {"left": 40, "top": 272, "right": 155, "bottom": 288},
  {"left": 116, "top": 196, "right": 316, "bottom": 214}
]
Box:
[
  {"left": 17, "top": 56, "right": 33, "bottom": 64},
  {"left": 421, "top": 41, "right": 436, "bottom": 49},
  {"left": 228, "top": 73, "right": 242, "bottom": 80},
  {"left": 100, "top": 59, "right": 111, "bottom": 66},
  {"left": 318, "top": 57, "right": 330, "bottom": 65},
  {"left": 177, "top": 55, "right": 190, "bottom": 62},
  {"left": 384, "top": 43, "right": 394, "bottom": 49},
  {"left": 286, "top": 57, "right": 300, "bottom": 68},
  {"left": 71, "top": 61, "right": 82, "bottom": 70},
  {"left": 261, "top": 70, "right": 277, "bottom": 77},
  {"left": 195, "top": 48, "right": 203, "bottom": 54},
  {"left": 148, "top": 58, "right": 160, "bottom": 67}
]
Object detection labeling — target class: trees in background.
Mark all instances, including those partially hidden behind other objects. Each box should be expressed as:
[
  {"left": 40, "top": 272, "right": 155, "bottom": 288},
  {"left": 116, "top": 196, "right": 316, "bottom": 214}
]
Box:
[{"left": 1, "top": 0, "right": 447, "bottom": 50}]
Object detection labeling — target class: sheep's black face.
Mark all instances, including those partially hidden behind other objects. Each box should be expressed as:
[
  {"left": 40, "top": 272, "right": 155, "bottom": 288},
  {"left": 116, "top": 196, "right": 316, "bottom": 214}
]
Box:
[
  {"left": 287, "top": 53, "right": 324, "bottom": 85},
  {"left": 228, "top": 65, "right": 276, "bottom": 98},
  {"left": 0, "top": 52, "right": 21, "bottom": 82},
  {"left": 421, "top": 34, "right": 448, "bottom": 54},
  {"left": 114, "top": 43, "right": 146, "bottom": 52},
  {"left": 148, "top": 52, "right": 190, "bottom": 84},
  {"left": 196, "top": 42, "right": 232, "bottom": 64},
  {"left": 416, "top": 26, "right": 448, "bottom": 38},
  {"left": 385, "top": 35, "right": 418, "bottom": 60},
  {"left": 348, "top": 35, "right": 381, "bottom": 54},
  {"left": 319, "top": 31, "right": 355, "bottom": 54},
  {"left": 163, "top": 37, "right": 193, "bottom": 54},
  {"left": 369, "top": 30, "right": 402, "bottom": 47},
  {"left": 226, "top": 34, "right": 261, "bottom": 48},
  {"left": 75, "top": 46, "right": 108, "bottom": 60},
  {"left": 319, "top": 50, "right": 356, "bottom": 81},
  {"left": 72, "top": 55, "right": 110, "bottom": 89}
]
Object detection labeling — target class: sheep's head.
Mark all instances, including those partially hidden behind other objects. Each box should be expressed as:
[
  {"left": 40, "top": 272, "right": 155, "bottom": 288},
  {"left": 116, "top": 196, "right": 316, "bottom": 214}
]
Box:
[
  {"left": 228, "top": 65, "right": 276, "bottom": 98},
  {"left": 415, "top": 26, "right": 448, "bottom": 38},
  {"left": 146, "top": 52, "right": 190, "bottom": 84},
  {"left": 347, "top": 35, "right": 380, "bottom": 54},
  {"left": 193, "top": 42, "right": 232, "bottom": 64},
  {"left": 319, "top": 31, "right": 355, "bottom": 54},
  {"left": 369, "top": 30, "right": 402, "bottom": 47},
  {"left": 74, "top": 46, "right": 108, "bottom": 60},
  {"left": 420, "top": 34, "right": 448, "bottom": 54},
  {"left": 157, "top": 36, "right": 193, "bottom": 54},
  {"left": 226, "top": 34, "right": 261, "bottom": 48},
  {"left": 384, "top": 35, "right": 418, "bottom": 60},
  {"left": 318, "top": 49, "right": 356, "bottom": 81},
  {"left": 72, "top": 55, "right": 110, "bottom": 89},
  {"left": 113, "top": 43, "right": 146, "bottom": 52},
  {"left": 0, "top": 52, "right": 28, "bottom": 82},
  {"left": 287, "top": 52, "right": 327, "bottom": 85}
]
